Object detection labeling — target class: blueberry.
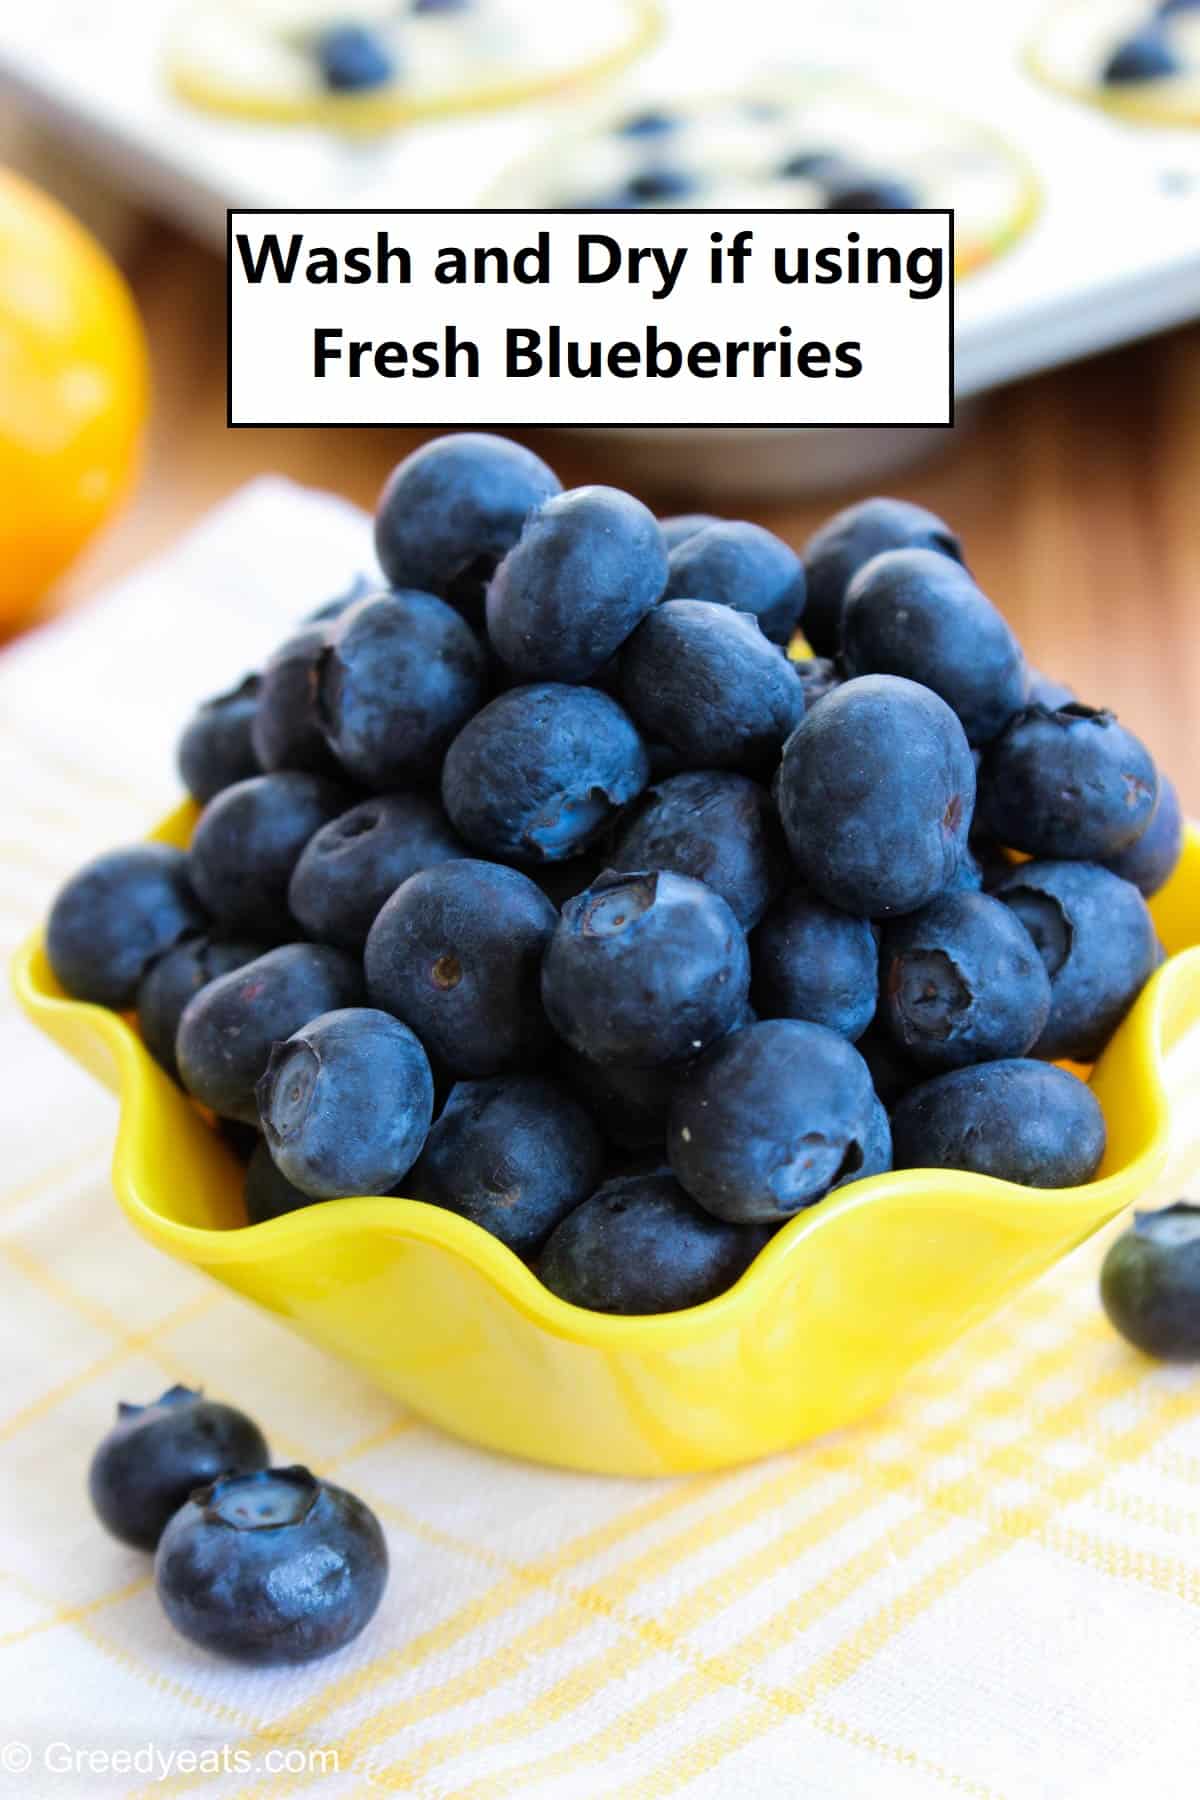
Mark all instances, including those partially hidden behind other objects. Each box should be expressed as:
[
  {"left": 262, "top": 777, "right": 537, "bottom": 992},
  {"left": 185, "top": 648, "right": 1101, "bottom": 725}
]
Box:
[
  {"left": 374, "top": 433, "right": 561, "bottom": 627},
  {"left": 536, "top": 1173, "right": 769, "bottom": 1314},
  {"left": 793, "top": 655, "right": 843, "bottom": 711},
  {"left": 567, "top": 994, "right": 758, "bottom": 1149},
  {"left": 979, "top": 704, "right": 1159, "bottom": 860},
  {"left": 315, "top": 24, "right": 396, "bottom": 91},
  {"left": 176, "top": 942, "right": 364, "bottom": 1123},
  {"left": 565, "top": 187, "right": 654, "bottom": 211},
  {"left": 624, "top": 166, "right": 699, "bottom": 203},
  {"left": 658, "top": 512, "right": 719, "bottom": 551},
  {"left": 993, "top": 860, "right": 1159, "bottom": 1062},
  {"left": 560, "top": 1043, "right": 685, "bottom": 1149},
  {"left": 841, "top": 549, "right": 1025, "bottom": 745},
  {"left": 880, "top": 889, "right": 1051, "bottom": 1069},
  {"left": 802, "top": 497, "right": 963, "bottom": 657},
  {"left": 845, "top": 1092, "right": 893, "bottom": 1187},
  {"left": 137, "top": 934, "right": 269, "bottom": 1081},
  {"left": 155, "top": 1466, "right": 387, "bottom": 1666},
  {"left": 668, "top": 1018, "right": 876, "bottom": 1222},
  {"left": 1102, "top": 23, "right": 1181, "bottom": 84},
  {"left": 823, "top": 170, "right": 920, "bottom": 210},
  {"left": 177, "top": 675, "right": 262, "bottom": 803},
  {"left": 1103, "top": 771, "right": 1184, "bottom": 898},
  {"left": 47, "top": 845, "right": 207, "bottom": 1009},
  {"left": 1156, "top": 0, "right": 1200, "bottom": 14},
  {"left": 778, "top": 149, "right": 850, "bottom": 182},
  {"left": 258, "top": 1009, "right": 433, "bottom": 1199},
  {"left": 89, "top": 1385, "right": 269, "bottom": 1550},
  {"left": 304, "top": 571, "right": 375, "bottom": 627},
  {"left": 1100, "top": 1203, "right": 1200, "bottom": 1359},
  {"left": 662, "top": 520, "right": 807, "bottom": 646},
  {"left": 410, "top": 1074, "right": 603, "bottom": 1257},
  {"left": 855, "top": 1015, "right": 924, "bottom": 1110},
  {"left": 614, "top": 107, "right": 678, "bottom": 138},
  {"left": 611, "top": 770, "right": 788, "bottom": 930},
  {"left": 288, "top": 793, "right": 463, "bottom": 951},
  {"left": 365, "top": 859, "right": 557, "bottom": 1076},
  {"left": 776, "top": 675, "right": 976, "bottom": 918},
  {"left": 750, "top": 888, "right": 879, "bottom": 1040},
  {"left": 891, "top": 1060, "right": 1106, "bottom": 1187},
  {"left": 188, "top": 772, "right": 350, "bottom": 936},
  {"left": 942, "top": 844, "right": 985, "bottom": 893},
  {"left": 441, "top": 684, "right": 649, "bottom": 862},
  {"left": 486, "top": 486, "right": 667, "bottom": 682},
  {"left": 1025, "top": 668, "right": 1076, "bottom": 711},
  {"left": 253, "top": 622, "right": 343, "bottom": 778},
  {"left": 316, "top": 589, "right": 486, "bottom": 790},
  {"left": 542, "top": 870, "right": 751, "bottom": 1068},
  {"left": 245, "top": 1139, "right": 326, "bottom": 1223},
  {"left": 620, "top": 599, "right": 805, "bottom": 774}
]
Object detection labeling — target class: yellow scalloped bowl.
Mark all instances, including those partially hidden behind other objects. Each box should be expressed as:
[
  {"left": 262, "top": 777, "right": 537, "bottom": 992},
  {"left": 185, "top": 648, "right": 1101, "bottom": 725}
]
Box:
[{"left": 13, "top": 808, "right": 1200, "bottom": 1475}]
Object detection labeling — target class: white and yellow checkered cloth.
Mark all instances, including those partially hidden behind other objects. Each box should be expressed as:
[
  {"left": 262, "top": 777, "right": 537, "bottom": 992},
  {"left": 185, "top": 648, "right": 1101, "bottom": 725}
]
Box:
[{"left": 3, "top": 483, "right": 1200, "bottom": 1800}]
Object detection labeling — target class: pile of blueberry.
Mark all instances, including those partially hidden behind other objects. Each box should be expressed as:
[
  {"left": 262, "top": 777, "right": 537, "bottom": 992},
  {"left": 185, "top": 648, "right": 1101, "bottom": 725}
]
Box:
[
  {"left": 46, "top": 432, "right": 1185, "bottom": 1316},
  {"left": 89, "top": 1386, "right": 387, "bottom": 1665},
  {"left": 1102, "top": 0, "right": 1199, "bottom": 87}
]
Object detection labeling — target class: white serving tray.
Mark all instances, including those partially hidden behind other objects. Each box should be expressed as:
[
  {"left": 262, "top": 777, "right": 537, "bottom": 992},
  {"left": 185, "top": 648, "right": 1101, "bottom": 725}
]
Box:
[{"left": 3, "top": 0, "right": 1198, "bottom": 465}]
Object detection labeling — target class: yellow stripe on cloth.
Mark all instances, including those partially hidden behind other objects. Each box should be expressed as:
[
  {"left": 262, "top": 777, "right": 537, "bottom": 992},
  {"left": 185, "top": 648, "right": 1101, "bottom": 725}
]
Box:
[
  {"left": 315, "top": 1312, "right": 1129, "bottom": 1799},
  {"left": 194, "top": 1285, "right": 1120, "bottom": 1800}
]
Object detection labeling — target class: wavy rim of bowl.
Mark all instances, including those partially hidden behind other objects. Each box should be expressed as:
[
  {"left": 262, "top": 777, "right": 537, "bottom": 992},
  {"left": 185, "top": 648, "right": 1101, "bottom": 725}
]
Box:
[{"left": 13, "top": 812, "right": 1199, "bottom": 1350}]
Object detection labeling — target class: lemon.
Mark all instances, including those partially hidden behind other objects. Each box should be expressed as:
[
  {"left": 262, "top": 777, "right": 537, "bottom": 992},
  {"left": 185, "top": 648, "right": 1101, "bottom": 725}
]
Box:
[{"left": 0, "top": 169, "right": 148, "bottom": 627}]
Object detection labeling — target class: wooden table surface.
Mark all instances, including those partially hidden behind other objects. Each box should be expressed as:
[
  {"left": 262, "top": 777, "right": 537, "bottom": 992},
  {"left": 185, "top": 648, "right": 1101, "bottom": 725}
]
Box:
[{"left": 55, "top": 221, "right": 1200, "bottom": 811}]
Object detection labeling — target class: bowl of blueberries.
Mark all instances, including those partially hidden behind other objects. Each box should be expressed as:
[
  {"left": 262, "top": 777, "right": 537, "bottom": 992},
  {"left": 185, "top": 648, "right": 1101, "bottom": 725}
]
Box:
[{"left": 15, "top": 432, "right": 1200, "bottom": 1476}]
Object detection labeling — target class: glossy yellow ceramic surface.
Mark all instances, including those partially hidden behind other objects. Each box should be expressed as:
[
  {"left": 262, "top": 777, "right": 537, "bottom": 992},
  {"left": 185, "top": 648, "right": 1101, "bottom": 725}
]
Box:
[{"left": 14, "top": 808, "right": 1200, "bottom": 1475}]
